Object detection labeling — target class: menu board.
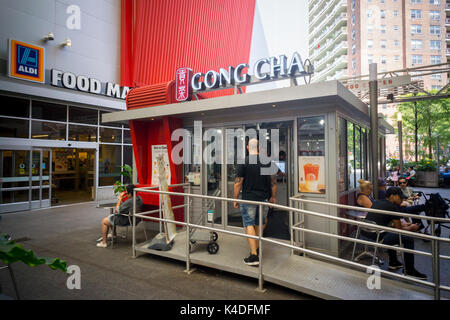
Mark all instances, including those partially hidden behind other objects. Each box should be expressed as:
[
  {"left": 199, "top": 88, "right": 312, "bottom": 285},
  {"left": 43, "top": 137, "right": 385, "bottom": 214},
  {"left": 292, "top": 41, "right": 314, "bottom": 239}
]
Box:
[
  {"left": 298, "top": 156, "right": 325, "bottom": 194},
  {"left": 151, "top": 145, "right": 171, "bottom": 186}
]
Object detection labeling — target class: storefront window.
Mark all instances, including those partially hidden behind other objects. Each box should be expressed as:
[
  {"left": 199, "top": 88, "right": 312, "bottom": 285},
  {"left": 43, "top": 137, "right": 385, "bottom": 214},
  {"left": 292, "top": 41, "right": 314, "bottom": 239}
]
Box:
[
  {"left": 338, "top": 117, "right": 347, "bottom": 192},
  {"left": 69, "top": 125, "right": 97, "bottom": 142},
  {"left": 99, "top": 127, "right": 122, "bottom": 143},
  {"left": 32, "top": 100, "right": 67, "bottom": 122},
  {"left": 183, "top": 128, "right": 201, "bottom": 185},
  {"left": 347, "top": 122, "right": 355, "bottom": 189},
  {"left": 123, "top": 129, "right": 132, "bottom": 144},
  {"left": 355, "top": 126, "right": 361, "bottom": 187},
  {"left": 99, "top": 144, "right": 121, "bottom": 186},
  {"left": 0, "top": 95, "right": 29, "bottom": 118},
  {"left": 31, "top": 121, "right": 66, "bottom": 140},
  {"left": 298, "top": 116, "right": 326, "bottom": 194},
  {"left": 0, "top": 118, "right": 29, "bottom": 138},
  {"left": 123, "top": 145, "right": 133, "bottom": 184},
  {"left": 69, "top": 106, "right": 98, "bottom": 125}
]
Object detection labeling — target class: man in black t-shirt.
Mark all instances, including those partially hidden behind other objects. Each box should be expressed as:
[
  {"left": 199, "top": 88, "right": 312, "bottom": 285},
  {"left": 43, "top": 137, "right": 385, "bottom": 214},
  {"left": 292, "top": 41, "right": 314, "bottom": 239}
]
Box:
[
  {"left": 233, "top": 138, "right": 277, "bottom": 266},
  {"left": 364, "top": 187, "right": 426, "bottom": 280}
]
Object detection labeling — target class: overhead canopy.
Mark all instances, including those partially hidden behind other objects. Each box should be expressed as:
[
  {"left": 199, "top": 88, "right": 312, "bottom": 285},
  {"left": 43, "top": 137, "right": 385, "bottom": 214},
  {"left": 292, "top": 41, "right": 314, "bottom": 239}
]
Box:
[{"left": 102, "top": 80, "right": 393, "bottom": 134}]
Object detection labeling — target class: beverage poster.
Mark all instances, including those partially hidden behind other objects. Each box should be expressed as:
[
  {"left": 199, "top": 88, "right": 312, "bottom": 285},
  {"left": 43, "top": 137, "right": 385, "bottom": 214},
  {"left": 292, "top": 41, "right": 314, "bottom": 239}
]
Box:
[
  {"left": 151, "top": 145, "right": 171, "bottom": 186},
  {"left": 298, "top": 156, "right": 325, "bottom": 194}
]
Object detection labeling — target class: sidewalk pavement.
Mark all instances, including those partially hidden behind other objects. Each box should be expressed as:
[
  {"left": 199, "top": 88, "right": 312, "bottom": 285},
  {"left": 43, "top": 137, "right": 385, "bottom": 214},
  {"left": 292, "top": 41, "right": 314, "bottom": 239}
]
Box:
[{"left": 0, "top": 202, "right": 311, "bottom": 300}]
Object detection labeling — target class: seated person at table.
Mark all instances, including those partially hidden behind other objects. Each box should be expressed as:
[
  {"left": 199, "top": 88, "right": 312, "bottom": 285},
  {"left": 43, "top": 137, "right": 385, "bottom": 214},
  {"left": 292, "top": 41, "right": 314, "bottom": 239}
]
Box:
[
  {"left": 356, "top": 179, "right": 374, "bottom": 208},
  {"left": 363, "top": 187, "right": 426, "bottom": 279},
  {"left": 97, "top": 184, "right": 143, "bottom": 248},
  {"left": 398, "top": 178, "right": 425, "bottom": 230}
]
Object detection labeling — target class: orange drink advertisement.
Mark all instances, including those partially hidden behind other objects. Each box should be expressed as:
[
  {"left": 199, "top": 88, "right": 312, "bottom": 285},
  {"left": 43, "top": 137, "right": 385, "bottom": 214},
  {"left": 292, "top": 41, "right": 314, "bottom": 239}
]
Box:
[{"left": 299, "top": 156, "right": 325, "bottom": 194}]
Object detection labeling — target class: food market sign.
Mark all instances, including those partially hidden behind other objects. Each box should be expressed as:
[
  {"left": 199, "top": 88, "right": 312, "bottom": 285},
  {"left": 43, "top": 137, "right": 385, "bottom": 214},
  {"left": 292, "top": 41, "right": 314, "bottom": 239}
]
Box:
[
  {"left": 175, "top": 52, "right": 314, "bottom": 102},
  {"left": 50, "top": 69, "right": 130, "bottom": 100}
]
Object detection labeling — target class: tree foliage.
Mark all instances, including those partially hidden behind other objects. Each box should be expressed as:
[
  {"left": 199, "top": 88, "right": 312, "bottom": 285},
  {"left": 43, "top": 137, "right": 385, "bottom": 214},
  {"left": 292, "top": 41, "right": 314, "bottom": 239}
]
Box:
[{"left": 395, "top": 91, "right": 450, "bottom": 160}]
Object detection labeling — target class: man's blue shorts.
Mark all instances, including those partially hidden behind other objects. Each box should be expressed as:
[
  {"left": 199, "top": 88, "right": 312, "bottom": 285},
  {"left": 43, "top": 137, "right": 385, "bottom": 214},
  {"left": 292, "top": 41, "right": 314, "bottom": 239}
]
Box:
[{"left": 240, "top": 202, "right": 269, "bottom": 227}]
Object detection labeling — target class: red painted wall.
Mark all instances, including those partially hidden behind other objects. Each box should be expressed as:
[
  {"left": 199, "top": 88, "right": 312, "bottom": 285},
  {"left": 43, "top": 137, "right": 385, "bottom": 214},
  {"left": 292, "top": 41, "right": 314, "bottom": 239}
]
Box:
[{"left": 121, "top": 0, "right": 256, "bottom": 98}]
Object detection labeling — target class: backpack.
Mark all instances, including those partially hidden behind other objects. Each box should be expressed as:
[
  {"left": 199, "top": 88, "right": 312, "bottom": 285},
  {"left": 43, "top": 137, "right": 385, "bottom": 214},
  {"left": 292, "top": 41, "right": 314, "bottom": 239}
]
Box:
[{"left": 424, "top": 193, "right": 449, "bottom": 218}]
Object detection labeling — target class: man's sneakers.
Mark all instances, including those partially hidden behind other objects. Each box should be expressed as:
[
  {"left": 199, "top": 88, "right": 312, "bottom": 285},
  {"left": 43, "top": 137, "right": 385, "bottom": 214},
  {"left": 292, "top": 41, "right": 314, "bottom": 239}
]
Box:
[
  {"left": 96, "top": 241, "right": 108, "bottom": 248},
  {"left": 244, "top": 254, "right": 259, "bottom": 266},
  {"left": 405, "top": 268, "right": 427, "bottom": 280},
  {"left": 388, "top": 260, "right": 403, "bottom": 270}
]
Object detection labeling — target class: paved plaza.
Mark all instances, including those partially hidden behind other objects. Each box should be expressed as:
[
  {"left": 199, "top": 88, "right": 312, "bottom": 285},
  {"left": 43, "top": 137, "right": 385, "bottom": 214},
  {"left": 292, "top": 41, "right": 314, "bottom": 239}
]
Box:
[{"left": 0, "top": 186, "right": 448, "bottom": 300}]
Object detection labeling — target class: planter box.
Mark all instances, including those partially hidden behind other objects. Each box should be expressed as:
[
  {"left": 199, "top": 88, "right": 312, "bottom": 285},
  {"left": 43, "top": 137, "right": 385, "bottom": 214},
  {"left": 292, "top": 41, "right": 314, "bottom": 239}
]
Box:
[{"left": 416, "top": 171, "right": 439, "bottom": 187}]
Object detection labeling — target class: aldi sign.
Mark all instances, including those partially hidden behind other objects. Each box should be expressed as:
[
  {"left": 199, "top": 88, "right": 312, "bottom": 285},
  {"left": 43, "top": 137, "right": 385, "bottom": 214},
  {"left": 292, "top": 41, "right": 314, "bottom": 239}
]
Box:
[{"left": 8, "top": 39, "right": 45, "bottom": 83}]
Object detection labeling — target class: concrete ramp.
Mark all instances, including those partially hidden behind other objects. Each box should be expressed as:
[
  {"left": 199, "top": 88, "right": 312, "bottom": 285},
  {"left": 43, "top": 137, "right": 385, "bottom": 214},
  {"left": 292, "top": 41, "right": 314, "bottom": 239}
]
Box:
[{"left": 135, "top": 230, "right": 434, "bottom": 300}]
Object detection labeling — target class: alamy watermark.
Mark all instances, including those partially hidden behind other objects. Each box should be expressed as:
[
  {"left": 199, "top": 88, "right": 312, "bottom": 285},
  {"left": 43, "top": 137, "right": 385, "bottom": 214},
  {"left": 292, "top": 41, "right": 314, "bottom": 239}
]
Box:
[
  {"left": 366, "top": 265, "right": 381, "bottom": 290},
  {"left": 66, "top": 265, "right": 81, "bottom": 290},
  {"left": 171, "top": 121, "right": 280, "bottom": 175}
]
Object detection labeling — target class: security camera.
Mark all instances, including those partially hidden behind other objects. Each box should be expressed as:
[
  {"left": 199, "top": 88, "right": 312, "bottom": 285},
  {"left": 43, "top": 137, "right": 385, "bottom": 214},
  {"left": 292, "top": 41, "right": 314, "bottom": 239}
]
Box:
[{"left": 68, "top": 143, "right": 72, "bottom": 147}]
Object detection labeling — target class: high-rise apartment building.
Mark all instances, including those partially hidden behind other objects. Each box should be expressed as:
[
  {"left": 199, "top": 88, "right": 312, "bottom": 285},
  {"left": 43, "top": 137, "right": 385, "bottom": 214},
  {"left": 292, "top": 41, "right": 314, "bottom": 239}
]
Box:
[
  {"left": 309, "top": 0, "right": 447, "bottom": 89},
  {"left": 308, "top": 0, "right": 448, "bottom": 159}
]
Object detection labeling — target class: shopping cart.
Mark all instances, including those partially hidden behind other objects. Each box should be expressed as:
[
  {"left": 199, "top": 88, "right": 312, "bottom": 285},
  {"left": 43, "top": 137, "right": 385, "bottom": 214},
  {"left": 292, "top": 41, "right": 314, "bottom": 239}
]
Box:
[{"left": 188, "top": 189, "right": 220, "bottom": 254}]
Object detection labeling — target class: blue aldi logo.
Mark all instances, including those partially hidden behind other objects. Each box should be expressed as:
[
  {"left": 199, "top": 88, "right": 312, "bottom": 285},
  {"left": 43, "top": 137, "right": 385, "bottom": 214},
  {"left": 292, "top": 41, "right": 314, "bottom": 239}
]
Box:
[{"left": 8, "top": 39, "right": 45, "bottom": 83}]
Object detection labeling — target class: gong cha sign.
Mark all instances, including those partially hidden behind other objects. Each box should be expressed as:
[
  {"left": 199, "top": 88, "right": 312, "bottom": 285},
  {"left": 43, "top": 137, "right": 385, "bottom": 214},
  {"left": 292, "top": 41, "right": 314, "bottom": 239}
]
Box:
[{"left": 175, "top": 52, "right": 313, "bottom": 102}]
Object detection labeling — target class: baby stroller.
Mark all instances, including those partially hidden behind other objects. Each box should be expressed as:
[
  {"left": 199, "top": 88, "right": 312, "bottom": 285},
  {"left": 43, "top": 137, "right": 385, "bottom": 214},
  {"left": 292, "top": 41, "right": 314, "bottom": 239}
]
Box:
[{"left": 417, "top": 192, "right": 450, "bottom": 237}]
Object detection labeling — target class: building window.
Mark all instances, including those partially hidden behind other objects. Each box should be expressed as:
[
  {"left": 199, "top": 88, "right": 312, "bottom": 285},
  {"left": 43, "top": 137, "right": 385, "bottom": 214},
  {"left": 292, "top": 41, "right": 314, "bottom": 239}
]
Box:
[
  {"left": 31, "top": 121, "right": 66, "bottom": 140},
  {"left": 352, "top": 29, "right": 356, "bottom": 41},
  {"left": 381, "top": 25, "right": 386, "bottom": 33},
  {"left": 380, "top": 10, "right": 386, "bottom": 18},
  {"left": 352, "top": 43, "right": 356, "bottom": 55},
  {"left": 429, "top": 11, "right": 440, "bottom": 20},
  {"left": 352, "top": 0, "right": 356, "bottom": 10},
  {"left": 368, "top": 25, "right": 374, "bottom": 33},
  {"left": 432, "top": 85, "right": 442, "bottom": 90},
  {"left": 368, "top": 55, "right": 374, "bottom": 64},
  {"left": 431, "top": 55, "right": 442, "bottom": 64},
  {"left": 394, "top": 25, "right": 399, "bottom": 31},
  {"left": 380, "top": 0, "right": 385, "bottom": 3},
  {"left": 381, "top": 40, "right": 387, "bottom": 48},
  {"left": 381, "top": 56, "right": 387, "bottom": 64},
  {"left": 368, "top": 39, "right": 373, "bottom": 48},
  {"left": 430, "top": 25, "right": 440, "bottom": 35},
  {"left": 99, "top": 144, "right": 122, "bottom": 186},
  {"left": 32, "top": 101, "right": 67, "bottom": 122},
  {"left": 394, "top": 55, "right": 400, "bottom": 62},
  {"left": 410, "top": 10, "right": 422, "bottom": 19},
  {"left": 412, "top": 55, "right": 423, "bottom": 64},
  {"left": 0, "top": 118, "right": 29, "bottom": 138},
  {"left": 367, "top": 9, "right": 373, "bottom": 18},
  {"left": 411, "top": 0, "right": 422, "bottom": 3},
  {"left": 430, "top": 40, "right": 441, "bottom": 50},
  {"left": 431, "top": 73, "right": 442, "bottom": 80},
  {"left": 352, "top": 14, "right": 356, "bottom": 25},
  {"left": 394, "top": 10, "right": 399, "bottom": 17},
  {"left": 394, "top": 40, "right": 399, "bottom": 47},
  {"left": 429, "top": 0, "right": 440, "bottom": 5},
  {"left": 411, "top": 39, "right": 423, "bottom": 49},
  {"left": 69, "top": 106, "right": 98, "bottom": 125},
  {"left": 411, "top": 24, "right": 422, "bottom": 34},
  {"left": 352, "top": 58, "right": 356, "bottom": 69},
  {"left": 0, "top": 95, "right": 30, "bottom": 118}
]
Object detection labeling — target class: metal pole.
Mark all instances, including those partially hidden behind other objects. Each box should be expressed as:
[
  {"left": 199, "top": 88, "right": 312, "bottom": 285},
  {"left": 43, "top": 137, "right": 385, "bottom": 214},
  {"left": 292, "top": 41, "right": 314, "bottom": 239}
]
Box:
[
  {"left": 369, "top": 63, "right": 379, "bottom": 199},
  {"left": 159, "top": 190, "right": 162, "bottom": 234},
  {"left": 132, "top": 189, "right": 136, "bottom": 258},
  {"left": 431, "top": 221, "right": 440, "bottom": 300},
  {"left": 436, "top": 136, "right": 440, "bottom": 185},
  {"left": 398, "top": 117, "right": 403, "bottom": 173},
  {"left": 289, "top": 198, "right": 294, "bottom": 256},
  {"left": 185, "top": 194, "right": 191, "bottom": 273},
  {"left": 258, "top": 204, "right": 264, "bottom": 292}
]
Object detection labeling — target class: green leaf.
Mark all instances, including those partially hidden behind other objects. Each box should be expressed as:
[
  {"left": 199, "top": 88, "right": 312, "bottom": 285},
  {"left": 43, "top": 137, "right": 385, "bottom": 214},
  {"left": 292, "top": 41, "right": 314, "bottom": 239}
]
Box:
[{"left": 0, "top": 234, "right": 67, "bottom": 272}]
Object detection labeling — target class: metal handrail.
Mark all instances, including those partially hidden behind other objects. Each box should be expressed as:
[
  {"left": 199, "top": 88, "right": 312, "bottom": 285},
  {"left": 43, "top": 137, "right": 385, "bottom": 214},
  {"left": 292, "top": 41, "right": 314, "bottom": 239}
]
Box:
[
  {"left": 290, "top": 195, "right": 450, "bottom": 224},
  {"left": 132, "top": 188, "right": 449, "bottom": 299}
]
